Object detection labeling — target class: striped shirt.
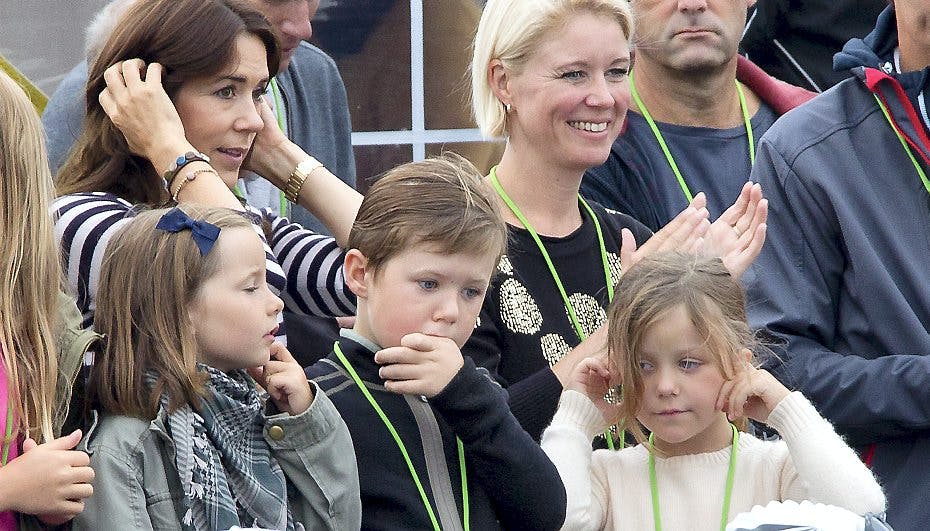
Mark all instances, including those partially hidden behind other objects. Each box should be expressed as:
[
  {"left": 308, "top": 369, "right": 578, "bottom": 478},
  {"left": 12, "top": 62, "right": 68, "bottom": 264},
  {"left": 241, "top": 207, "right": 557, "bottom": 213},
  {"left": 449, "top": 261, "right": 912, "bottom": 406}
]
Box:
[{"left": 53, "top": 192, "right": 356, "bottom": 328}]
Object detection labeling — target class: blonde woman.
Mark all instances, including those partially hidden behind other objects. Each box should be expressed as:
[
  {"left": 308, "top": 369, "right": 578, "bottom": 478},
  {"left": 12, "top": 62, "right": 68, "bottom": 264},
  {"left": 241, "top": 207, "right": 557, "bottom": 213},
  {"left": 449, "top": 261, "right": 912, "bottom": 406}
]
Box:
[
  {"left": 464, "top": 0, "right": 768, "bottom": 440},
  {"left": 0, "top": 72, "right": 95, "bottom": 528}
]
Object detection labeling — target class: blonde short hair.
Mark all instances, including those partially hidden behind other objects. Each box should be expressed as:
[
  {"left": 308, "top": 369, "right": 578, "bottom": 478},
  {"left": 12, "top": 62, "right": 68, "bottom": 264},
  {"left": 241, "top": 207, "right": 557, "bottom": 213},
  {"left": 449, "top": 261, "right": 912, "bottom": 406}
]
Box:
[{"left": 470, "top": 0, "right": 634, "bottom": 138}]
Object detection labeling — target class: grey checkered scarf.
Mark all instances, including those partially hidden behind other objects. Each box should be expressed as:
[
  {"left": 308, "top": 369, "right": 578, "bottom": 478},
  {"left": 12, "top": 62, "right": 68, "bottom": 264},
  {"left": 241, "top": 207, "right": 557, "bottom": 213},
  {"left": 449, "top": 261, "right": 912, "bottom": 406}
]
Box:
[{"left": 160, "top": 366, "right": 298, "bottom": 531}]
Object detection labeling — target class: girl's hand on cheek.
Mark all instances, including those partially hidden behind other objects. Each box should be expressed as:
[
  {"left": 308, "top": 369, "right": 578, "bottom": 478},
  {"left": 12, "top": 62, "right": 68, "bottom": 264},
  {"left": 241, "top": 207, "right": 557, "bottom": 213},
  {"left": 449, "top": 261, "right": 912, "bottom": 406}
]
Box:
[
  {"left": 567, "top": 356, "right": 623, "bottom": 425},
  {"left": 249, "top": 342, "right": 314, "bottom": 416},
  {"left": 375, "top": 333, "right": 464, "bottom": 398},
  {"left": 97, "top": 60, "right": 192, "bottom": 169},
  {"left": 715, "top": 350, "right": 791, "bottom": 423}
]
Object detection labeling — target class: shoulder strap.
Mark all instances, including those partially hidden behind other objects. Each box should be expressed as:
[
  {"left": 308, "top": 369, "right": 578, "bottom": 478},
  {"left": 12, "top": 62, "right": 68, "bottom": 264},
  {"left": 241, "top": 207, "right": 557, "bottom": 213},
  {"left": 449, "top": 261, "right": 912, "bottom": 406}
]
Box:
[{"left": 54, "top": 291, "right": 103, "bottom": 436}]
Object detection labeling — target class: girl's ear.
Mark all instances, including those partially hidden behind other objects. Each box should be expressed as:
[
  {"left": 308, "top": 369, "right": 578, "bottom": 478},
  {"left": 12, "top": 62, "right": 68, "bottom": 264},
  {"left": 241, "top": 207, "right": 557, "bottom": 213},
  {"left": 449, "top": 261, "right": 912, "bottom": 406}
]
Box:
[
  {"left": 489, "top": 59, "right": 513, "bottom": 108},
  {"left": 344, "top": 249, "right": 370, "bottom": 299}
]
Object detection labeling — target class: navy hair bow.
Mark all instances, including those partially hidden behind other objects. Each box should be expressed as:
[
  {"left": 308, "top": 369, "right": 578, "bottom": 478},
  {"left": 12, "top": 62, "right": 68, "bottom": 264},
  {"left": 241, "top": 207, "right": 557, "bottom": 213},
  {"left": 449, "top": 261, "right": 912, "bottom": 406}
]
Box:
[{"left": 155, "top": 207, "right": 221, "bottom": 256}]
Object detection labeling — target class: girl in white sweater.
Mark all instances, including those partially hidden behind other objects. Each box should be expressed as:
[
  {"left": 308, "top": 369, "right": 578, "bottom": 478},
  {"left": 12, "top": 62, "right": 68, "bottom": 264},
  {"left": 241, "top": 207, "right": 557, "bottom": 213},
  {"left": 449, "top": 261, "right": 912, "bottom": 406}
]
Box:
[{"left": 540, "top": 252, "right": 885, "bottom": 530}]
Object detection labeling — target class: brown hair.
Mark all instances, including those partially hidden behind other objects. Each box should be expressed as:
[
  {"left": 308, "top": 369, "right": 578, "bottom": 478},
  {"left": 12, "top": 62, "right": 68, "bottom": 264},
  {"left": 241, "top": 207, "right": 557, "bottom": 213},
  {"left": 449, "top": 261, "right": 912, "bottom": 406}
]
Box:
[
  {"left": 57, "top": 0, "right": 280, "bottom": 206},
  {"left": 89, "top": 206, "right": 253, "bottom": 419},
  {"left": 348, "top": 152, "right": 507, "bottom": 274},
  {"left": 607, "top": 252, "right": 759, "bottom": 447},
  {"left": 0, "top": 71, "right": 63, "bottom": 443}
]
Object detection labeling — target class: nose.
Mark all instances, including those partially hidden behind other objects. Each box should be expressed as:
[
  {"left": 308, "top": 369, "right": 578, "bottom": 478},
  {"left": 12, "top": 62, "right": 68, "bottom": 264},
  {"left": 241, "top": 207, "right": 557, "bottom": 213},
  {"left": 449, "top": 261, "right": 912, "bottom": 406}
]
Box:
[
  {"left": 432, "top": 294, "right": 460, "bottom": 324},
  {"left": 654, "top": 367, "right": 679, "bottom": 397},
  {"left": 280, "top": 17, "right": 313, "bottom": 42},
  {"left": 235, "top": 98, "right": 265, "bottom": 134},
  {"left": 267, "top": 289, "right": 284, "bottom": 316},
  {"left": 677, "top": 0, "right": 707, "bottom": 12},
  {"left": 585, "top": 75, "right": 615, "bottom": 108}
]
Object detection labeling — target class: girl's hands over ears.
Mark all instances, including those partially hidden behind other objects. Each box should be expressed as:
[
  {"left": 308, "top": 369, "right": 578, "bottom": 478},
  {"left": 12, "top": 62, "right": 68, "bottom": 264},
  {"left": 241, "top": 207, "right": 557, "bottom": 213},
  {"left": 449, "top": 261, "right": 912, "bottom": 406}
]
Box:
[
  {"left": 0, "top": 429, "right": 94, "bottom": 520},
  {"left": 375, "top": 333, "right": 464, "bottom": 398},
  {"left": 97, "top": 60, "right": 194, "bottom": 171},
  {"left": 716, "top": 350, "right": 790, "bottom": 423},
  {"left": 567, "top": 356, "right": 623, "bottom": 426},
  {"left": 249, "top": 342, "right": 314, "bottom": 416}
]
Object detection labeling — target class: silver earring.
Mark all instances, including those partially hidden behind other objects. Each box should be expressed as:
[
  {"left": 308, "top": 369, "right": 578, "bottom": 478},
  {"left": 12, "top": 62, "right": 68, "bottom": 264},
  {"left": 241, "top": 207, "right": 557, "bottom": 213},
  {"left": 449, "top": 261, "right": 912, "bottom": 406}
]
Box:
[{"left": 505, "top": 103, "right": 512, "bottom": 112}]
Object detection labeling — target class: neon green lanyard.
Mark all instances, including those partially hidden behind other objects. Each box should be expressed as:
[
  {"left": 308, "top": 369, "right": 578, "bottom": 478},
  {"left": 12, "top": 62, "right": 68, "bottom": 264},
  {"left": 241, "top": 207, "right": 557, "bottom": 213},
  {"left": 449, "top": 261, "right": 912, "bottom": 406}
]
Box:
[
  {"left": 490, "top": 167, "right": 621, "bottom": 449},
  {"left": 1, "top": 399, "right": 11, "bottom": 466},
  {"left": 235, "top": 78, "right": 290, "bottom": 215},
  {"left": 629, "top": 74, "right": 755, "bottom": 203},
  {"left": 333, "top": 342, "right": 470, "bottom": 531},
  {"left": 648, "top": 424, "right": 738, "bottom": 531},
  {"left": 873, "top": 93, "right": 930, "bottom": 196}
]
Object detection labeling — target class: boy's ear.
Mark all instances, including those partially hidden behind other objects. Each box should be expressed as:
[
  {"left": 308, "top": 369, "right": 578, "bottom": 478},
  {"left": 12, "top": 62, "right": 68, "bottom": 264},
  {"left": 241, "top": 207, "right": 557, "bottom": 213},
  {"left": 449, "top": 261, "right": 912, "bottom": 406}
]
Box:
[
  {"left": 344, "top": 249, "right": 371, "bottom": 299},
  {"left": 489, "top": 59, "right": 513, "bottom": 108}
]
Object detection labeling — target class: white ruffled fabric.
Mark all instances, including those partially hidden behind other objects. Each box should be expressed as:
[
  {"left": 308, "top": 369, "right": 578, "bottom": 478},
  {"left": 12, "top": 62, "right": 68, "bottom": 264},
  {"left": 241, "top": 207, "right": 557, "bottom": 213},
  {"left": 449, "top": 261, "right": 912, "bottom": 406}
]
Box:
[{"left": 726, "top": 500, "right": 865, "bottom": 531}]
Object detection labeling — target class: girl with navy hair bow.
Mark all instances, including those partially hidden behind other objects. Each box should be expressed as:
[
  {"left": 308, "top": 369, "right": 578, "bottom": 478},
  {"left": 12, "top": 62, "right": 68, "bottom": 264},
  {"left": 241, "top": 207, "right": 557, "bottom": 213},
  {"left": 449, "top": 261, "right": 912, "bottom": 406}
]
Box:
[{"left": 72, "top": 205, "right": 361, "bottom": 530}]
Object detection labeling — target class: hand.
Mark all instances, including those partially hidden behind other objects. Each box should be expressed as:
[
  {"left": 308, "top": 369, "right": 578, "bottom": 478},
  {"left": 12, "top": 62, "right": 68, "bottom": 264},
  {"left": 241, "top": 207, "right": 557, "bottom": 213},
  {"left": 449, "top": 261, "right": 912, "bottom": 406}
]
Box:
[
  {"left": 375, "top": 333, "right": 464, "bottom": 398},
  {"left": 704, "top": 182, "right": 768, "bottom": 278},
  {"left": 248, "top": 342, "right": 315, "bottom": 416},
  {"left": 715, "top": 350, "right": 791, "bottom": 423},
  {"left": 550, "top": 322, "right": 608, "bottom": 386},
  {"left": 243, "top": 97, "right": 293, "bottom": 187},
  {"left": 567, "top": 356, "right": 623, "bottom": 426},
  {"left": 97, "top": 60, "right": 193, "bottom": 171},
  {"left": 621, "top": 193, "right": 710, "bottom": 272},
  {"left": 0, "top": 430, "right": 94, "bottom": 519}
]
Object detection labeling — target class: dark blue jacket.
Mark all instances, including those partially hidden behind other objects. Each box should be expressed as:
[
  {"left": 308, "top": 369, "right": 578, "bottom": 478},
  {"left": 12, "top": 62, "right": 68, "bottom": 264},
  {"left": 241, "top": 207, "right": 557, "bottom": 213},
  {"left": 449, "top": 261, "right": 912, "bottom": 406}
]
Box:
[
  {"left": 306, "top": 333, "right": 566, "bottom": 530},
  {"left": 747, "top": 7, "right": 930, "bottom": 529}
]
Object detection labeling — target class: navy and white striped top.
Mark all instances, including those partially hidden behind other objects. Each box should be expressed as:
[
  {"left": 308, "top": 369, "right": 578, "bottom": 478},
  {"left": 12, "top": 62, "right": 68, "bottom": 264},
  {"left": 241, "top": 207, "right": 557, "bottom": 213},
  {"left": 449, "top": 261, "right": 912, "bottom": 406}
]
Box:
[{"left": 53, "top": 192, "right": 356, "bottom": 328}]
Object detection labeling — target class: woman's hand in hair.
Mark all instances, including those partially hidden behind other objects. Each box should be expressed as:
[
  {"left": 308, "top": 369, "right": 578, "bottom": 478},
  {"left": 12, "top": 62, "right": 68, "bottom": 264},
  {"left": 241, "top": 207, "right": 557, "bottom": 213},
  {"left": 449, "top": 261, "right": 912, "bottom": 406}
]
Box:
[
  {"left": 566, "top": 355, "right": 623, "bottom": 427},
  {"left": 621, "top": 193, "right": 710, "bottom": 272},
  {"left": 716, "top": 350, "right": 790, "bottom": 423},
  {"left": 98, "top": 59, "right": 194, "bottom": 175},
  {"left": 704, "top": 182, "right": 768, "bottom": 279},
  {"left": 249, "top": 341, "right": 315, "bottom": 416},
  {"left": 0, "top": 429, "right": 94, "bottom": 520}
]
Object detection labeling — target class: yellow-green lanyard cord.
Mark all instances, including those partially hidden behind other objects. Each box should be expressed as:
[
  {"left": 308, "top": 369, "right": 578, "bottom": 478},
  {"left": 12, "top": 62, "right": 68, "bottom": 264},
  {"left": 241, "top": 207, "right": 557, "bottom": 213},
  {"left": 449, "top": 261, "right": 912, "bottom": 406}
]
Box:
[
  {"left": 649, "top": 424, "right": 738, "bottom": 531},
  {"left": 489, "top": 167, "right": 621, "bottom": 450},
  {"left": 234, "top": 78, "right": 290, "bottom": 215},
  {"left": 629, "top": 75, "right": 755, "bottom": 203},
  {"left": 1, "top": 400, "right": 11, "bottom": 466},
  {"left": 873, "top": 93, "right": 930, "bottom": 195},
  {"left": 333, "top": 342, "right": 470, "bottom": 531}
]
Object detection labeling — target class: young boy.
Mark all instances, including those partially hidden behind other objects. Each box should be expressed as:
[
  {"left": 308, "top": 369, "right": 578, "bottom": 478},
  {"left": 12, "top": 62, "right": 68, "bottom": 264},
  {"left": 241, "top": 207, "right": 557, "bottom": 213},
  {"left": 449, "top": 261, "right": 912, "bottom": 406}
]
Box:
[{"left": 306, "top": 154, "right": 566, "bottom": 530}]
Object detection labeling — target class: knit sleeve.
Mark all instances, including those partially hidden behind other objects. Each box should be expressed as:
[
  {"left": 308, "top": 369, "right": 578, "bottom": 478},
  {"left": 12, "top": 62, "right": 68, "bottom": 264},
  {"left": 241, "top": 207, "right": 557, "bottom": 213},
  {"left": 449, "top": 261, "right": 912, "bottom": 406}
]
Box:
[
  {"left": 53, "top": 192, "right": 136, "bottom": 328},
  {"left": 263, "top": 209, "right": 356, "bottom": 317},
  {"left": 765, "top": 391, "right": 886, "bottom": 515},
  {"left": 540, "top": 390, "right": 610, "bottom": 529}
]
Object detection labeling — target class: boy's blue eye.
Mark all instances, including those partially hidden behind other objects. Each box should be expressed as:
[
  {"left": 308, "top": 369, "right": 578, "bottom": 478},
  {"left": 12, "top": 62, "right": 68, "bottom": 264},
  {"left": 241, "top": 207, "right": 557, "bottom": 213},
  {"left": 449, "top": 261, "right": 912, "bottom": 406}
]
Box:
[
  {"left": 462, "top": 287, "right": 483, "bottom": 299},
  {"left": 419, "top": 280, "right": 438, "bottom": 290}
]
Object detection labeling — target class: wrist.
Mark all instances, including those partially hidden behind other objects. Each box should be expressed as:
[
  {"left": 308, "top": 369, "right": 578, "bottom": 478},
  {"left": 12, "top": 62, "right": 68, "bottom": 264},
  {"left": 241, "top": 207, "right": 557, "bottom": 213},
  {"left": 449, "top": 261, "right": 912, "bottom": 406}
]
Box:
[{"left": 285, "top": 157, "right": 325, "bottom": 203}]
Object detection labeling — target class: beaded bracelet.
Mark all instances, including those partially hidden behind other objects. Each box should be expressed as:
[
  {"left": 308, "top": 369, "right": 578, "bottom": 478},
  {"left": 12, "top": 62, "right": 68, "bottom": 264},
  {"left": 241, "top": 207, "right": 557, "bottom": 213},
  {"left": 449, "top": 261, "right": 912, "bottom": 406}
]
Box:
[
  {"left": 171, "top": 167, "right": 220, "bottom": 202},
  {"left": 162, "top": 151, "right": 211, "bottom": 189}
]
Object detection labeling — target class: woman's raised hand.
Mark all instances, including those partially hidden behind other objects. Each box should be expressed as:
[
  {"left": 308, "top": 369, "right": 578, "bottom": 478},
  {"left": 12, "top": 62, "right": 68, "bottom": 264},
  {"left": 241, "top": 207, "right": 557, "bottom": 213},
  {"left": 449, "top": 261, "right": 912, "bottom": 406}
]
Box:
[
  {"left": 98, "top": 60, "right": 194, "bottom": 172},
  {"left": 619, "top": 192, "right": 711, "bottom": 272},
  {"left": 704, "top": 182, "right": 768, "bottom": 278}
]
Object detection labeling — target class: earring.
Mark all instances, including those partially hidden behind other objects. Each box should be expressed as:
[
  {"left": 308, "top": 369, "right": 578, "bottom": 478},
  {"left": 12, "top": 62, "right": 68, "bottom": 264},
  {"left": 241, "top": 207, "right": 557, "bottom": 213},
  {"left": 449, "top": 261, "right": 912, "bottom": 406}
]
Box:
[{"left": 504, "top": 103, "right": 512, "bottom": 113}]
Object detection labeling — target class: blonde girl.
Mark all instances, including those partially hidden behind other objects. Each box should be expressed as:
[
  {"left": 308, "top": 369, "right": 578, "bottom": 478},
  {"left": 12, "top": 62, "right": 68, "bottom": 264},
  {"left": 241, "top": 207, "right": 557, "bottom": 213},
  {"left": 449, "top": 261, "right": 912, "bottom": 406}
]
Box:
[
  {"left": 0, "top": 71, "right": 95, "bottom": 528},
  {"left": 541, "top": 252, "right": 885, "bottom": 530},
  {"left": 74, "top": 206, "right": 359, "bottom": 530}
]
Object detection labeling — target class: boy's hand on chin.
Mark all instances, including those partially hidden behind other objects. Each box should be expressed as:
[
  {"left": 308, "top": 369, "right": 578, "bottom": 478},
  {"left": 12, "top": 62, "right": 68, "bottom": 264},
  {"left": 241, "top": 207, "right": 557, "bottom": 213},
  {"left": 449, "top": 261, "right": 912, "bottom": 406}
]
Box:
[{"left": 375, "top": 333, "right": 464, "bottom": 398}]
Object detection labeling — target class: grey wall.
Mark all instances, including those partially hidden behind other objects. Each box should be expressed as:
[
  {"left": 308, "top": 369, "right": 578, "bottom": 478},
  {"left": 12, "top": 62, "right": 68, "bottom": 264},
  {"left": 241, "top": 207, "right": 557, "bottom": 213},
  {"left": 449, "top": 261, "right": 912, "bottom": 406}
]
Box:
[{"left": 0, "top": 0, "right": 109, "bottom": 95}]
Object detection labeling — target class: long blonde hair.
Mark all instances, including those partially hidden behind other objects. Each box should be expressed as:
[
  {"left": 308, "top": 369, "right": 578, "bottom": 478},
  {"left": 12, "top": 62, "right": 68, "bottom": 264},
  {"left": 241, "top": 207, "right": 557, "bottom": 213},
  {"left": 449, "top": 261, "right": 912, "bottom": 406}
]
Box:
[
  {"left": 607, "top": 252, "right": 759, "bottom": 446},
  {"left": 0, "top": 71, "right": 63, "bottom": 443}
]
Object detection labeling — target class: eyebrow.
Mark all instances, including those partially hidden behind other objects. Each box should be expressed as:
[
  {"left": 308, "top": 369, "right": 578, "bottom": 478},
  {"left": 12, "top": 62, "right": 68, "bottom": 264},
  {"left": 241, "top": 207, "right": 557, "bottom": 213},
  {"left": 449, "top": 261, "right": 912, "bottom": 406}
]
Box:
[{"left": 218, "top": 75, "right": 270, "bottom": 85}]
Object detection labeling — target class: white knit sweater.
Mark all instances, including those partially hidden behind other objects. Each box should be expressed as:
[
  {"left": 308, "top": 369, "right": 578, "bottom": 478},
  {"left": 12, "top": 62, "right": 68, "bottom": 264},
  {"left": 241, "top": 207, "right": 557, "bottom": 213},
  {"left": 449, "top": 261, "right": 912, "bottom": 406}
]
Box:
[{"left": 541, "top": 391, "right": 886, "bottom": 530}]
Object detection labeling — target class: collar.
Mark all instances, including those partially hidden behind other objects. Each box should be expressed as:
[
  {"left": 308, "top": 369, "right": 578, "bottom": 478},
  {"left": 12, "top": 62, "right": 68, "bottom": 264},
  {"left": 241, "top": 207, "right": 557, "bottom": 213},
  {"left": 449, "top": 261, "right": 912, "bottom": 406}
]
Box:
[
  {"left": 735, "top": 55, "right": 816, "bottom": 115},
  {"left": 333, "top": 329, "right": 386, "bottom": 384}
]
